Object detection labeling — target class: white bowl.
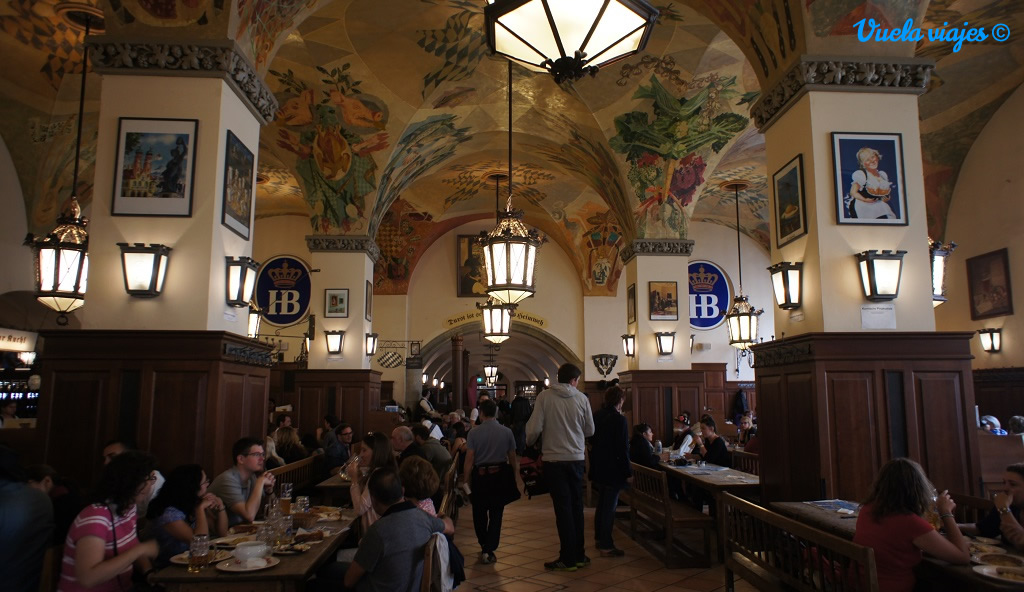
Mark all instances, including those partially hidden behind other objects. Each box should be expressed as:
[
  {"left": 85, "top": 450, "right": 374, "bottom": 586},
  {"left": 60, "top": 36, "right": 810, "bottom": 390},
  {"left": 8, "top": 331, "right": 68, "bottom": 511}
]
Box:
[{"left": 233, "top": 541, "right": 270, "bottom": 561}]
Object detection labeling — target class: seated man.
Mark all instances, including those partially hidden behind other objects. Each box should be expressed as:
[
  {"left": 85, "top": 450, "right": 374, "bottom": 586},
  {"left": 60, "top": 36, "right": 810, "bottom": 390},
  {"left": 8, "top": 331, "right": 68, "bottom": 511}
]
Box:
[
  {"left": 392, "top": 426, "right": 427, "bottom": 463},
  {"left": 412, "top": 424, "right": 452, "bottom": 482},
  {"left": 344, "top": 466, "right": 454, "bottom": 592},
  {"left": 209, "top": 437, "right": 276, "bottom": 526}
]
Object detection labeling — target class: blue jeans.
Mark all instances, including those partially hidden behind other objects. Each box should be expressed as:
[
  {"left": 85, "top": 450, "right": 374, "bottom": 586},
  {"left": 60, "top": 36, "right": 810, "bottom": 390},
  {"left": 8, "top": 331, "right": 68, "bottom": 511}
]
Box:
[
  {"left": 545, "top": 460, "right": 585, "bottom": 564},
  {"left": 594, "top": 483, "right": 623, "bottom": 550}
]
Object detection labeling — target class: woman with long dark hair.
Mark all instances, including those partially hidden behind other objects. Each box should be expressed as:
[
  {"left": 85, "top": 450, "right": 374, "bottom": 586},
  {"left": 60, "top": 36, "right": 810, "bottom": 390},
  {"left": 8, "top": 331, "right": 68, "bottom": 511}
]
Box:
[
  {"left": 349, "top": 432, "right": 398, "bottom": 530},
  {"left": 854, "top": 458, "right": 969, "bottom": 592},
  {"left": 628, "top": 423, "right": 660, "bottom": 469},
  {"left": 58, "top": 451, "right": 160, "bottom": 592},
  {"left": 146, "top": 464, "right": 228, "bottom": 567}
]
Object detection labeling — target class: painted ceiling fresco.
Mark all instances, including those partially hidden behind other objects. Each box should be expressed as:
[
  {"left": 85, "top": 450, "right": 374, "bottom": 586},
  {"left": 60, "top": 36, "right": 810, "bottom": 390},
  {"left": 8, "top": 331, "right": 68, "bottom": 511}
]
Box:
[{"left": 0, "top": 0, "right": 1022, "bottom": 296}]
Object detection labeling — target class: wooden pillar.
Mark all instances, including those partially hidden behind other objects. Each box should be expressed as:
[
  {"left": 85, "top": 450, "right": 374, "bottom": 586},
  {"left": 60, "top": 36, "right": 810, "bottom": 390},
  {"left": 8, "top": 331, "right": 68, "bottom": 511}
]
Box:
[{"left": 752, "top": 332, "right": 980, "bottom": 502}]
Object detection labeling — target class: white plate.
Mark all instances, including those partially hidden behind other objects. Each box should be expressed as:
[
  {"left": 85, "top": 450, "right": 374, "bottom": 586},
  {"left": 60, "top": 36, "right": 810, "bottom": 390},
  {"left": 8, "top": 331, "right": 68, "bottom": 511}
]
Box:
[
  {"left": 974, "top": 536, "right": 1002, "bottom": 545},
  {"left": 973, "top": 565, "right": 1024, "bottom": 584},
  {"left": 212, "top": 535, "right": 256, "bottom": 548},
  {"left": 215, "top": 556, "right": 280, "bottom": 572},
  {"left": 972, "top": 553, "right": 1024, "bottom": 567},
  {"left": 969, "top": 543, "right": 1007, "bottom": 555},
  {"left": 169, "top": 550, "right": 232, "bottom": 565}
]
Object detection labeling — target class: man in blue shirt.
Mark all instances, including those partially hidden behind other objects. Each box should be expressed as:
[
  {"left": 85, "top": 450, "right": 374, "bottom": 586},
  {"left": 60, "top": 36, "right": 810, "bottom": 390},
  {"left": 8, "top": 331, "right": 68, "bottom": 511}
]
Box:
[{"left": 0, "top": 444, "right": 54, "bottom": 592}]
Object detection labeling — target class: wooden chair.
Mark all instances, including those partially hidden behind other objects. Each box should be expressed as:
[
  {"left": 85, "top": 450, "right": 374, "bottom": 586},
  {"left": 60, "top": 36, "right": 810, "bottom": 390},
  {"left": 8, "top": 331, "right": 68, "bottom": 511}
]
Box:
[
  {"left": 37, "top": 544, "right": 63, "bottom": 592},
  {"left": 420, "top": 535, "right": 437, "bottom": 592},
  {"left": 731, "top": 450, "right": 760, "bottom": 476},
  {"left": 721, "top": 493, "right": 878, "bottom": 592},
  {"left": 949, "top": 491, "right": 993, "bottom": 524},
  {"left": 628, "top": 462, "right": 714, "bottom": 566}
]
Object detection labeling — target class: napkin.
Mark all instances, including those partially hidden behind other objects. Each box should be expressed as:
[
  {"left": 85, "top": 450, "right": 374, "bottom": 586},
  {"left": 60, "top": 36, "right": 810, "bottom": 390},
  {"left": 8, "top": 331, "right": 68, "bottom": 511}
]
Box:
[{"left": 837, "top": 508, "right": 855, "bottom": 515}]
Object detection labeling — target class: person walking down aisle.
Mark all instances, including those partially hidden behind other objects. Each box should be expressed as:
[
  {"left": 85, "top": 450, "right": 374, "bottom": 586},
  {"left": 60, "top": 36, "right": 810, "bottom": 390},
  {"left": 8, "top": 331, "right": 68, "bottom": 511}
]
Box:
[
  {"left": 589, "top": 386, "right": 630, "bottom": 558},
  {"left": 526, "top": 363, "right": 595, "bottom": 572},
  {"left": 464, "top": 399, "right": 522, "bottom": 565}
]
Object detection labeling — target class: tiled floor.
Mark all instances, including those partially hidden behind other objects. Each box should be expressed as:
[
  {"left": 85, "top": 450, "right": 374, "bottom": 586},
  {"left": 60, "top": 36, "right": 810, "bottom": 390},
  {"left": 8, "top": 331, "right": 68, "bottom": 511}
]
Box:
[{"left": 451, "top": 495, "right": 758, "bottom": 592}]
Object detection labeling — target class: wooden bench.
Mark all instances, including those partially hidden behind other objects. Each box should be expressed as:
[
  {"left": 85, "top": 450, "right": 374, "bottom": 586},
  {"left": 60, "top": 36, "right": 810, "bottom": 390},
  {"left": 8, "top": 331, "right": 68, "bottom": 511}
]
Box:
[
  {"left": 628, "top": 462, "right": 714, "bottom": 567},
  {"left": 949, "top": 491, "right": 994, "bottom": 524},
  {"left": 721, "top": 493, "right": 879, "bottom": 592},
  {"left": 731, "top": 450, "right": 760, "bottom": 476},
  {"left": 268, "top": 455, "right": 321, "bottom": 494}
]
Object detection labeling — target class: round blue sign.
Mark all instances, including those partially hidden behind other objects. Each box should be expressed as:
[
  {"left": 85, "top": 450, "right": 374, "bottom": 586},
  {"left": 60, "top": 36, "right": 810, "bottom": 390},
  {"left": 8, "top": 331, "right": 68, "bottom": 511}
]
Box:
[
  {"left": 255, "top": 255, "right": 312, "bottom": 327},
  {"left": 688, "top": 260, "right": 732, "bottom": 330}
]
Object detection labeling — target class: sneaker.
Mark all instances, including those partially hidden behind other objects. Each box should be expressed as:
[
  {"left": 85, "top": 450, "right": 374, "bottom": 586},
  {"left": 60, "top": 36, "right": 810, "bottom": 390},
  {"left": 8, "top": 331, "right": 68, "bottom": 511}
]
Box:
[
  {"left": 576, "top": 555, "right": 592, "bottom": 568},
  {"left": 487, "top": 552, "right": 497, "bottom": 564},
  {"left": 544, "top": 560, "right": 577, "bottom": 572},
  {"left": 479, "top": 552, "right": 493, "bottom": 564},
  {"left": 599, "top": 547, "right": 625, "bottom": 557}
]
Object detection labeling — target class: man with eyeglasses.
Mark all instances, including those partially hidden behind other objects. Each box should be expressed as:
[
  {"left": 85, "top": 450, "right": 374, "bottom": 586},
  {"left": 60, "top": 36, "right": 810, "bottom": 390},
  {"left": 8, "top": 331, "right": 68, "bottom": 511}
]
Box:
[
  {"left": 209, "top": 437, "right": 276, "bottom": 526},
  {"left": 326, "top": 422, "right": 354, "bottom": 475}
]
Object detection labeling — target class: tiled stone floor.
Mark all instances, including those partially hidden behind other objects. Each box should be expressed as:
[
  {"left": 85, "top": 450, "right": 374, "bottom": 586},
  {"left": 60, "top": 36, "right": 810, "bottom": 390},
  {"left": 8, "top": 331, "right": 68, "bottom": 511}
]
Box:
[{"left": 451, "top": 495, "right": 758, "bottom": 592}]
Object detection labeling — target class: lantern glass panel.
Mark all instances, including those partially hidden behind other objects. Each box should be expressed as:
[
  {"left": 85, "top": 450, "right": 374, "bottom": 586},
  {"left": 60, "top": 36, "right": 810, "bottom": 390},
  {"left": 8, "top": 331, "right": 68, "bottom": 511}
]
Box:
[
  {"left": 122, "top": 251, "right": 156, "bottom": 291},
  {"left": 497, "top": 2, "right": 559, "bottom": 59},
  {"left": 874, "top": 258, "right": 902, "bottom": 296},
  {"left": 771, "top": 271, "right": 786, "bottom": 307}
]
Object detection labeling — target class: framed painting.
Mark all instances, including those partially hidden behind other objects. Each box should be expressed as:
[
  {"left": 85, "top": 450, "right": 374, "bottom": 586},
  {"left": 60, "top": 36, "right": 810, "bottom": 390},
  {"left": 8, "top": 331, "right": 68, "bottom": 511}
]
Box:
[
  {"left": 112, "top": 117, "right": 198, "bottom": 217},
  {"left": 221, "top": 130, "right": 254, "bottom": 240},
  {"left": 773, "top": 154, "right": 807, "bottom": 247},
  {"left": 365, "top": 280, "right": 373, "bottom": 322},
  {"left": 324, "top": 289, "right": 348, "bottom": 318},
  {"left": 456, "top": 234, "right": 488, "bottom": 297},
  {"left": 627, "top": 283, "right": 637, "bottom": 325},
  {"left": 966, "top": 248, "right": 1014, "bottom": 320},
  {"left": 409, "top": 341, "right": 421, "bottom": 356},
  {"left": 831, "top": 132, "right": 908, "bottom": 226},
  {"left": 649, "top": 281, "right": 679, "bottom": 321}
]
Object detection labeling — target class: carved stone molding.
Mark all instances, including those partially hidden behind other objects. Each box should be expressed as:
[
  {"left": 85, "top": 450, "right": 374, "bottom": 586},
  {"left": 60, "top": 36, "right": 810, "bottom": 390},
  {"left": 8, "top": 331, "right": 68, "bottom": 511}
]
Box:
[
  {"left": 620, "top": 238, "right": 695, "bottom": 263},
  {"left": 752, "top": 342, "right": 814, "bottom": 368},
  {"left": 752, "top": 55, "right": 935, "bottom": 131},
  {"left": 305, "top": 235, "right": 382, "bottom": 262},
  {"left": 87, "top": 38, "right": 278, "bottom": 125}
]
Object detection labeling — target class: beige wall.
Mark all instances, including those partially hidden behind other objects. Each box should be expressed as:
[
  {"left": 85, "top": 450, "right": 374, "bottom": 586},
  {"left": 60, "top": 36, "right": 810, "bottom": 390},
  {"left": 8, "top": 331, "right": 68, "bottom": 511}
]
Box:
[
  {"left": 936, "top": 83, "right": 1024, "bottom": 367},
  {"left": 81, "top": 76, "right": 260, "bottom": 333},
  {"left": 0, "top": 134, "right": 33, "bottom": 296}
]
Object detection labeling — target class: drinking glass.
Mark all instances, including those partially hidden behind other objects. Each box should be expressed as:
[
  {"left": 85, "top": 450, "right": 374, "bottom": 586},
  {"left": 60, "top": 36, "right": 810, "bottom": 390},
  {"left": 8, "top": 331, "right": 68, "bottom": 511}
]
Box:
[
  {"left": 276, "top": 515, "right": 293, "bottom": 545},
  {"left": 295, "top": 495, "right": 310, "bottom": 514},
  {"left": 258, "top": 524, "right": 276, "bottom": 549},
  {"left": 279, "top": 483, "right": 293, "bottom": 514},
  {"left": 188, "top": 534, "right": 210, "bottom": 573}
]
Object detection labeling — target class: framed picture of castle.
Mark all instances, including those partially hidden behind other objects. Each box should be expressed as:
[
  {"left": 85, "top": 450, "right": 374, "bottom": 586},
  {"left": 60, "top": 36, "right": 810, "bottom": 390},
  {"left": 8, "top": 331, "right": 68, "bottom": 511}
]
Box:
[{"left": 112, "top": 118, "right": 198, "bottom": 217}]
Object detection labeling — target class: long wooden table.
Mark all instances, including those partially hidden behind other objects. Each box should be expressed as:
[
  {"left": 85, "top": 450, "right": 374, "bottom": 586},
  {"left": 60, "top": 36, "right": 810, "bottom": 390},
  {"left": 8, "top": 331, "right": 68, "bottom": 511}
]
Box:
[
  {"left": 315, "top": 473, "right": 354, "bottom": 506},
  {"left": 660, "top": 462, "right": 760, "bottom": 560},
  {"left": 772, "top": 501, "right": 1021, "bottom": 592},
  {"left": 152, "top": 513, "right": 356, "bottom": 592}
]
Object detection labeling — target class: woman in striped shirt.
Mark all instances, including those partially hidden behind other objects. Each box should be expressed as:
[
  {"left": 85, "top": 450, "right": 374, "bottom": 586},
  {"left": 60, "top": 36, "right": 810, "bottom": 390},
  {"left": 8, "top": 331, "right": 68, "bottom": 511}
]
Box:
[{"left": 59, "top": 451, "right": 160, "bottom": 592}]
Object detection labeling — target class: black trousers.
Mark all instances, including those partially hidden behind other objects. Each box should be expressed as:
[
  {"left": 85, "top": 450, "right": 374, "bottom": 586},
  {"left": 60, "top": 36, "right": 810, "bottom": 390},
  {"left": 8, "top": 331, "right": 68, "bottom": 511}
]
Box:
[{"left": 472, "top": 502, "right": 505, "bottom": 553}]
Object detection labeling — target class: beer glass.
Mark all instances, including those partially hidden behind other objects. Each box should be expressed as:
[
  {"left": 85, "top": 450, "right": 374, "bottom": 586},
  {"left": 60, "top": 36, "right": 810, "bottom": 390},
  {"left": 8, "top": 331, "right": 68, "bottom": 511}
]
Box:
[{"left": 188, "top": 534, "right": 210, "bottom": 573}]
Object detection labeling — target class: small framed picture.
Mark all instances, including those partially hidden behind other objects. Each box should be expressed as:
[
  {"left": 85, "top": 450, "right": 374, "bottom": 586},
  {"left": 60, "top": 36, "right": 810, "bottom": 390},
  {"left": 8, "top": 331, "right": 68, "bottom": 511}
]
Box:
[
  {"left": 410, "top": 341, "right": 421, "bottom": 356},
  {"left": 112, "top": 117, "right": 198, "bottom": 217},
  {"left": 324, "top": 289, "right": 349, "bottom": 318},
  {"left": 649, "top": 281, "right": 679, "bottom": 321},
  {"left": 221, "top": 130, "right": 255, "bottom": 240},
  {"left": 966, "top": 248, "right": 1014, "bottom": 320},
  {"left": 627, "top": 283, "right": 637, "bottom": 325},
  {"left": 773, "top": 154, "right": 807, "bottom": 247},
  {"left": 831, "top": 132, "right": 908, "bottom": 226},
  {"left": 456, "top": 235, "right": 488, "bottom": 297},
  {"left": 365, "top": 280, "right": 373, "bottom": 322}
]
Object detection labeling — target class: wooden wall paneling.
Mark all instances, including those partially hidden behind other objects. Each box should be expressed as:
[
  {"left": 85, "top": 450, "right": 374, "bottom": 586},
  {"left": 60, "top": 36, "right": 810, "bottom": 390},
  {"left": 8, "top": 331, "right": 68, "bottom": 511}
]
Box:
[
  {"left": 824, "top": 371, "right": 879, "bottom": 502},
  {"left": 297, "top": 385, "right": 328, "bottom": 436},
  {"left": 147, "top": 367, "right": 208, "bottom": 476},
  {"left": 216, "top": 372, "right": 248, "bottom": 474},
  {"left": 633, "top": 386, "right": 661, "bottom": 433},
  {"left": 43, "top": 369, "right": 113, "bottom": 488},
  {"left": 913, "top": 371, "right": 976, "bottom": 495},
  {"left": 756, "top": 373, "right": 786, "bottom": 501},
  {"left": 342, "top": 385, "right": 367, "bottom": 436},
  {"left": 973, "top": 368, "right": 1024, "bottom": 429}
]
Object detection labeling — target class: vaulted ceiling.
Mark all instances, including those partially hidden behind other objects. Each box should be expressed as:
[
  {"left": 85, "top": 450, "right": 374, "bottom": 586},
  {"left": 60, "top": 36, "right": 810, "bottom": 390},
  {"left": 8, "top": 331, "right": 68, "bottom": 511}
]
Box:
[{"left": 2, "top": 0, "right": 1023, "bottom": 297}]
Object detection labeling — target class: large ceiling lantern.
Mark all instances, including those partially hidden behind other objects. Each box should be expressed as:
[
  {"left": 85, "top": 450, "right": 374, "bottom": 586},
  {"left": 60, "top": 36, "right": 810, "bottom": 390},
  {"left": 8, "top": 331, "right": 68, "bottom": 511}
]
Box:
[
  {"left": 478, "top": 298, "right": 516, "bottom": 344},
  {"left": 721, "top": 181, "right": 763, "bottom": 353},
  {"left": 479, "top": 63, "right": 542, "bottom": 305},
  {"left": 485, "top": 0, "right": 660, "bottom": 84}
]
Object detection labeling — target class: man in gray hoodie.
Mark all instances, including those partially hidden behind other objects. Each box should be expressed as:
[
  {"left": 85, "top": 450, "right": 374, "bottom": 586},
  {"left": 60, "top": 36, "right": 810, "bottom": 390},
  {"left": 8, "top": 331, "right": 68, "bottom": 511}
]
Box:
[{"left": 525, "top": 363, "right": 595, "bottom": 572}]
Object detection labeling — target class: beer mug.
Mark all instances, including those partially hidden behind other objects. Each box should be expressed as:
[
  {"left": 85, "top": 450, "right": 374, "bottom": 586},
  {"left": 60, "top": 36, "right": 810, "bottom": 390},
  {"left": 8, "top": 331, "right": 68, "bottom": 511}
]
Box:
[
  {"left": 295, "top": 495, "right": 310, "bottom": 514},
  {"left": 654, "top": 440, "right": 663, "bottom": 454},
  {"left": 188, "top": 534, "right": 210, "bottom": 573},
  {"left": 276, "top": 515, "right": 293, "bottom": 545},
  {"left": 279, "top": 482, "right": 293, "bottom": 514}
]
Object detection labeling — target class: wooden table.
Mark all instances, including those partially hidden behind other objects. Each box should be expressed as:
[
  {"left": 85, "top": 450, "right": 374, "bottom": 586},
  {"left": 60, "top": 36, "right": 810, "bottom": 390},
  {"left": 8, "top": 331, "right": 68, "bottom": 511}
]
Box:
[
  {"left": 315, "top": 473, "right": 353, "bottom": 506},
  {"left": 660, "top": 462, "right": 760, "bottom": 559},
  {"left": 772, "top": 501, "right": 1021, "bottom": 592},
  {"left": 152, "top": 514, "right": 355, "bottom": 592}
]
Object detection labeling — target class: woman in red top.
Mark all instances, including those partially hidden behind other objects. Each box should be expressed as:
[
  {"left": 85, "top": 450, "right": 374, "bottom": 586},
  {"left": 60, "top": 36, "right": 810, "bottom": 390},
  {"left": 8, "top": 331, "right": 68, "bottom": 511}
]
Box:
[{"left": 853, "top": 458, "right": 970, "bottom": 592}]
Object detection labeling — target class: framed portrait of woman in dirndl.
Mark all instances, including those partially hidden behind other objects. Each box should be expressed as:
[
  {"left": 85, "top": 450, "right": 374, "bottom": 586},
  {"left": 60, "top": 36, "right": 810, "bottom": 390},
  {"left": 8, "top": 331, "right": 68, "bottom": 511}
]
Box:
[{"left": 831, "top": 132, "right": 908, "bottom": 226}]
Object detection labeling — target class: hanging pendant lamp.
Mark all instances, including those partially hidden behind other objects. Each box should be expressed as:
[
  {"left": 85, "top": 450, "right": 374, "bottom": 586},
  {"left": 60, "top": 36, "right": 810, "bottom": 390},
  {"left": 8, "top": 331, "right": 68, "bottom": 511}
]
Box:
[
  {"left": 30, "top": 10, "right": 102, "bottom": 325},
  {"left": 721, "top": 181, "right": 763, "bottom": 352},
  {"left": 478, "top": 297, "right": 516, "bottom": 343},
  {"left": 484, "top": 0, "right": 660, "bottom": 84},
  {"left": 479, "top": 63, "right": 542, "bottom": 306}
]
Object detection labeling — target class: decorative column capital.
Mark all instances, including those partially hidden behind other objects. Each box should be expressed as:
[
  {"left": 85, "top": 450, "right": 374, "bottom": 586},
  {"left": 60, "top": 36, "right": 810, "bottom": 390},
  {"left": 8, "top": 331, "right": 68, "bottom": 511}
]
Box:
[
  {"left": 620, "top": 238, "right": 695, "bottom": 264},
  {"left": 752, "top": 55, "right": 935, "bottom": 131},
  {"left": 86, "top": 37, "right": 278, "bottom": 125},
  {"left": 305, "top": 235, "right": 381, "bottom": 263}
]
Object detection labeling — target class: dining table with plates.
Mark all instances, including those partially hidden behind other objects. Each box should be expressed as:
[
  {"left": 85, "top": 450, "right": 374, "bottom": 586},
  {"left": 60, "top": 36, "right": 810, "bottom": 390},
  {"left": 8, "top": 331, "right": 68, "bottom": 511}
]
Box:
[
  {"left": 151, "top": 508, "right": 357, "bottom": 592},
  {"left": 771, "top": 500, "right": 1024, "bottom": 591}
]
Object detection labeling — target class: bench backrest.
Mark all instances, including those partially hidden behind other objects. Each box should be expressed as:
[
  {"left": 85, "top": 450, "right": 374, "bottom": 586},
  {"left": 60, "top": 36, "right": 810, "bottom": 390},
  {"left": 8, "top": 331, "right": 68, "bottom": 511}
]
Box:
[
  {"left": 630, "top": 462, "right": 671, "bottom": 516},
  {"left": 949, "top": 491, "right": 993, "bottom": 524},
  {"left": 721, "top": 493, "right": 879, "bottom": 592},
  {"left": 732, "top": 450, "right": 760, "bottom": 476},
  {"left": 268, "top": 455, "right": 320, "bottom": 491}
]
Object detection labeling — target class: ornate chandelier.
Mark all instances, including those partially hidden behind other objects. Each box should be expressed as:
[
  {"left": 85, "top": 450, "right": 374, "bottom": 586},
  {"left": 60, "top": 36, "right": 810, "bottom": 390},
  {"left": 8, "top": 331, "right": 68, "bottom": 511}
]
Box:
[
  {"left": 478, "top": 298, "right": 516, "bottom": 344},
  {"left": 478, "top": 62, "right": 542, "bottom": 306},
  {"left": 721, "top": 181, "right": 763, "bottom": 352},
  {"left": 484, "top": 0, "right": 660, "bottom": 84}
]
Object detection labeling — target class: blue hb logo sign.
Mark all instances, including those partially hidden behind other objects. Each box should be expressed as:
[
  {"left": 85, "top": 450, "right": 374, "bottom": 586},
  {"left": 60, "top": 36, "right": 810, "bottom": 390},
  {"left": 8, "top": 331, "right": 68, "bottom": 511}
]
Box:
[
  {"left": 688, "top": 260, "right": 731, "bottom": 330},
  {"left": 255, "top": 255, "right": 311, "bottom": 326}
]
